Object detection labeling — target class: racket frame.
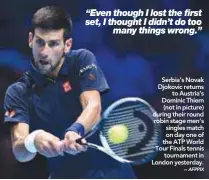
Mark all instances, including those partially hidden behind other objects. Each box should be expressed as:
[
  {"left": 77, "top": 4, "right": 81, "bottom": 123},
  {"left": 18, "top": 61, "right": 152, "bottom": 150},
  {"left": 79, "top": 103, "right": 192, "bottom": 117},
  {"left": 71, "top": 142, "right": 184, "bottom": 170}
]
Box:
[{"left": 78, "top": 97, "right": 162, "bottom": 164}]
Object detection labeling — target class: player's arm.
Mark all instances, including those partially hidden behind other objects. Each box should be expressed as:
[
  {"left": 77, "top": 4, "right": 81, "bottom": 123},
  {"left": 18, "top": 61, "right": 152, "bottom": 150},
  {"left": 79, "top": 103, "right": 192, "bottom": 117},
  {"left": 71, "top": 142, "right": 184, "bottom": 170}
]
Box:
[
  {"left": 4, "top": 83, "right": 36, "bottom": 162},
  {"left": 11, "top": 123, "right": 38, "bottom": 162},
  {"left": 4, "top": 83, "right": 64, "bottom": 161},
  {"left": 76, "top": 90, "right": 101, "bottom": 132},
  {"left": 11, "top": 122, "right": 64, "bottom": 162},
  {"left": 63, "top": 90, "right": 101, "bottom": 154},
  {"left": 64, "top": 49, "right": 109, "bottom": 155}
]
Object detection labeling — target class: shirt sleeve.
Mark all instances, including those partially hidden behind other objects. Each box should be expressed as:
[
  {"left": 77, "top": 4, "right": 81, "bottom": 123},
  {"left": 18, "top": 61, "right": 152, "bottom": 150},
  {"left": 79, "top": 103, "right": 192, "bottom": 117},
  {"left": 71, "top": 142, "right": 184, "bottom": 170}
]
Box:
[
  {"left": 4, "top": 82, "right": 29, "bottom": 124},
  {"left": 77, "top": 49, "right": 110, "bottom": 94}
]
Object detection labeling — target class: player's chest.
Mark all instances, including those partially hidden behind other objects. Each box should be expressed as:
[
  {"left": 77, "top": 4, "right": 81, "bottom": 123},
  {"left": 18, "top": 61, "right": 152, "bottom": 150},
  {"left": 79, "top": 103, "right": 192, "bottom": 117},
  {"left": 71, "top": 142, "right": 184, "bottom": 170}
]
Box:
[{"left": 29, "top": 80, "right": 81, "bottom": 117}]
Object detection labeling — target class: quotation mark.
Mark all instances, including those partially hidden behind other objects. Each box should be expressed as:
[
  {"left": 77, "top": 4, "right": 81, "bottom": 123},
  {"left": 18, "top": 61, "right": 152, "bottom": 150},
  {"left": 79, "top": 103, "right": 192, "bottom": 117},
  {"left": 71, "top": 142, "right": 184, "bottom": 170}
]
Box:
[{"left": 86, "top": 9, "right": 90, "bottom": 14}]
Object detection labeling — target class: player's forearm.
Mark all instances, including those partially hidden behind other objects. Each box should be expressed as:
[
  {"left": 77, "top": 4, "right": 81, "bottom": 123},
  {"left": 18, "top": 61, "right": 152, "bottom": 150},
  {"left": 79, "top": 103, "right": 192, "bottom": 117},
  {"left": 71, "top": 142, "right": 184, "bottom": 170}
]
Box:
[
  {"left": 76, "top": 102, "right": 101, "bottom": 133},
  {"left": 11, "top": 123, "right": 37, "bottom": 162},
  {"left": 12, "top": 138, "right": 36, "bottom": 162}
]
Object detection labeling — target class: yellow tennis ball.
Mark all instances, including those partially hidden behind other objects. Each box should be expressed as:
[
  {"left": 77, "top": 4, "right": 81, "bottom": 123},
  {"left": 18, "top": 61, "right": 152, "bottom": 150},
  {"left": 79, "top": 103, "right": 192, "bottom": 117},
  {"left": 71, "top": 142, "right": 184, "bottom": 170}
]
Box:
[{"left": 108, "top": 124, "right": 129, "bottom": 144}]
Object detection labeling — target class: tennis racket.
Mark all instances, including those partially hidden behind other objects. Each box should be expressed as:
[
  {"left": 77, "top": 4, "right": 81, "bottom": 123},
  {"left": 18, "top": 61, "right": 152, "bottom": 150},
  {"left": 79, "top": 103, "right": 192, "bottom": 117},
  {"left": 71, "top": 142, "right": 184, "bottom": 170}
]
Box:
[{"left": 76, "top": 97, "right": 162, "bottom": 165}]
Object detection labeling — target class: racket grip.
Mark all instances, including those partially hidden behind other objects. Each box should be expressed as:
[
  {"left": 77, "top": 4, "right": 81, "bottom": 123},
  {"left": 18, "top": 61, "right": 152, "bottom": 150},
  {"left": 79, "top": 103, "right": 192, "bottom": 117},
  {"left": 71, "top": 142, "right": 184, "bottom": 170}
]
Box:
[
  {"left": 76, "top": 138, "right": 87, "bottom": 145},
  {"left": 75, "top": 138, "right": 82, "bottom": 144}
]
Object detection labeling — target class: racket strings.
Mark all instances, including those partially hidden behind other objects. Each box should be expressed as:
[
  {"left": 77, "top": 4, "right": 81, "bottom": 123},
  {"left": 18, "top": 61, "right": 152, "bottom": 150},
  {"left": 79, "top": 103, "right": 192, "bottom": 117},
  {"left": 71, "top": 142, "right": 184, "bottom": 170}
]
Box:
[
  {"left": 108, "top": 130, "right": 158, "bottom": 156},
  {"left": 103, "top": 120, "right": 146, "bottom": 132},
  {"left": 105, "top": 109, "right": 153, "bottom": 124},
  {"left": 101, "top": 101, "right": 161, "bottom": 163},
  {"left": 109, "top": 104, "right": 145, "bottom": 113},
  {"left": 109, "top": 108, "right": 151, "bottom": 118},
  {"left": 122, "top": 150, "right": 155, "bottom": 158}
]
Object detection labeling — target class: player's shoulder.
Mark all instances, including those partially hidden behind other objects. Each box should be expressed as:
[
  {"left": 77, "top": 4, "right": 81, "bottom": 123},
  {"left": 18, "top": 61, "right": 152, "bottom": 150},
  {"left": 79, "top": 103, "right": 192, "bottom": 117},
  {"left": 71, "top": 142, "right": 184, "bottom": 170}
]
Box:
[
  {"left": 5, "top": 81, "right": 28, "bottom": 98},
  {"left": 66, "top": 48, "right": 95, "bottom": 60}
]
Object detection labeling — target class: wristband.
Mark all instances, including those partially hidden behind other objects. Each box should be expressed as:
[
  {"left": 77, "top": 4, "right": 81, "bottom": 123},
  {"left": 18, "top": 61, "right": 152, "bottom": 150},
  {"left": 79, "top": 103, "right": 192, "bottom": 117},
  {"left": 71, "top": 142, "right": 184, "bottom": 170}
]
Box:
[
  {"left": 65, "top": 123, "right": 85, "bottom": 137},
  {"left": 24, "top": 130, "right": 44, "bottom": 153}
]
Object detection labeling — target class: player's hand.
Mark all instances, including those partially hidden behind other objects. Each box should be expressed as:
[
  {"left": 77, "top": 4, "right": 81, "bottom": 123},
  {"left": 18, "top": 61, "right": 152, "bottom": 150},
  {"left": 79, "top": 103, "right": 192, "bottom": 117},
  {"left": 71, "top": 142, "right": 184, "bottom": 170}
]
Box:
[
  {"left": 34, "top": 131, "right": 64, "bottom": 158},
  {"left": 63, "top": 131, "right": 87, "bottom": 155}
]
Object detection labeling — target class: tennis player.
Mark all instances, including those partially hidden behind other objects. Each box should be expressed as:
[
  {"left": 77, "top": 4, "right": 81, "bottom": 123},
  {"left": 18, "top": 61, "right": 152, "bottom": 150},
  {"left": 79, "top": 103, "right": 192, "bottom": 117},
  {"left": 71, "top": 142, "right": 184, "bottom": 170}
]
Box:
[{"left": 3, "top": 6, "right": 136, "bottom": 178}]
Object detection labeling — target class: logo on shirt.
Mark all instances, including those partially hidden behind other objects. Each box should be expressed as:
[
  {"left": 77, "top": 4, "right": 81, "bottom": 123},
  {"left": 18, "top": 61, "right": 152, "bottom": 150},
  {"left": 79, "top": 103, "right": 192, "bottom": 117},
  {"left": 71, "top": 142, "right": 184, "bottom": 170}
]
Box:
[
  {"left": 79, "top": 64, "right": 97, "bottom": 75},
  {"left": 89, "top": 73, "right": 96, "bottom": 80},
  {"left": 63, "top": 81, "right": 72, "bottom": 93},
  {"left": 5, "top": 110, "right": 16, "bottom": 117}
]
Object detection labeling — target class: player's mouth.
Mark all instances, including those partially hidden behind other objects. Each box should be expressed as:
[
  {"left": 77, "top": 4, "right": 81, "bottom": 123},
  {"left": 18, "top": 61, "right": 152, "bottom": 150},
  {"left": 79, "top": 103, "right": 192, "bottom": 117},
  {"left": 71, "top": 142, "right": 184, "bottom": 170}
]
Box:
[{"left": 39, "top": 60, "right": 49, "bottom": 65}]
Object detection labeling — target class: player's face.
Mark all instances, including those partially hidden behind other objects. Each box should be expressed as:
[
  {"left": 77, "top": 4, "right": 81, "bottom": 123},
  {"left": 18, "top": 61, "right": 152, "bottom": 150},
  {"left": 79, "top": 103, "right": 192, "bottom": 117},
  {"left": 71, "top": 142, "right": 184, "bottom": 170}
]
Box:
[{"left": 29, "top": 28, "right": 71, "bottom": 75}]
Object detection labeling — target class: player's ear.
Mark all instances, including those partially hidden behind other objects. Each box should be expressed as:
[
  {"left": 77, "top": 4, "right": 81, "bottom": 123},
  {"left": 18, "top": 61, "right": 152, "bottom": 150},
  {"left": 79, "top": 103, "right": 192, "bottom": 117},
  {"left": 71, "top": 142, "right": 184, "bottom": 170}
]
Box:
[
  {"left": 64, "top": 38, "right": 72, "bottom": 54},
  {"left": 28, "top": 32, "right": 33, "bottom": 48}
]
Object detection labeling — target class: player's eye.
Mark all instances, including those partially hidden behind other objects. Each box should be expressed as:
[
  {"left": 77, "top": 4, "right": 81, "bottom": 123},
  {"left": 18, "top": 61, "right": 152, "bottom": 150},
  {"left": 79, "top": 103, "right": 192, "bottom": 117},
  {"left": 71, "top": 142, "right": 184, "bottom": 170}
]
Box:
[
  {"left": 48, "top": 41, "right": 59, "bottom": 47},
  {"left": 36, "top": 39, "right": 45, "bottom": 47}
]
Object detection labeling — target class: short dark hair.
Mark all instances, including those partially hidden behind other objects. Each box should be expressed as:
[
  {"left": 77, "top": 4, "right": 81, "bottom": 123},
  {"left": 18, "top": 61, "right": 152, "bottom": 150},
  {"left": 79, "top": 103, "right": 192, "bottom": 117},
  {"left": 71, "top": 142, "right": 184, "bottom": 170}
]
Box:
[{"left": 31, "top": 6, "right": 72, "bottom": 40}]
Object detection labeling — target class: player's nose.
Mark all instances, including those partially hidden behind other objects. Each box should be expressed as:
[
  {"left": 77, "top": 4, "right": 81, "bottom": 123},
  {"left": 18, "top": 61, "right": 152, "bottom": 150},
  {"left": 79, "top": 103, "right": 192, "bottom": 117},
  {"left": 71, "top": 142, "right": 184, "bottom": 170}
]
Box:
[
  {"left": 40, "top": 45, "right": 50, "bottom": 59},
  {"left": 39, "top": 53, "right": 48, "bottom": 60}
]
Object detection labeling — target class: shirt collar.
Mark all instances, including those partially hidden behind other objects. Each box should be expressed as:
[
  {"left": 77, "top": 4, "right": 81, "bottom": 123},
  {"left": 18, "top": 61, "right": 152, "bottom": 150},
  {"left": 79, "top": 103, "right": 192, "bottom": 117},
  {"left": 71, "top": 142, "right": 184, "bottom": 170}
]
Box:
[
  {"left": 59, "top": 57, "right": 68, "bottom": 76},
  {"left": 29, "top": 56, "right": 69, "bottom": 86}
]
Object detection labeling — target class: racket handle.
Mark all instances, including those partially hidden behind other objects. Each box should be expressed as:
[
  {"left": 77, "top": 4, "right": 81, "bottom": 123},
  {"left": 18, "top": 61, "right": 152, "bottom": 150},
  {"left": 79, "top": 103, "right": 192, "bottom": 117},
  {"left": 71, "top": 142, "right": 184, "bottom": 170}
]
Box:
[
  {"left": 75, "top": 139, "right": 98, "bottom": 149},
  {"left": 76, "top": 138, "right": 87, "bottom": 145},
  {"left": 76, "top": 140, "right": 108, "bottom": 155}
]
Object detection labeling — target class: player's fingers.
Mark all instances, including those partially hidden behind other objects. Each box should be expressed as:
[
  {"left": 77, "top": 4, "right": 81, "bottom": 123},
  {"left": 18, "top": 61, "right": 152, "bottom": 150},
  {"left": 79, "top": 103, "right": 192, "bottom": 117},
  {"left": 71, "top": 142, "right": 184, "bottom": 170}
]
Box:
[
  {"left": 60, "top": 141, "right": 65, "bottom": 156},
  {"left": 82, "top": 145, "right": 88, "bottom": 152},
  {"left": 75, "top": 141, "right": 88, "bottom": 152},
  {"left": 74, "top": 143, "right": 87, "bottom": 152},
  {"left": 47, "top": 143, "right": 62, "bottom": 157},
  {"left": 37, "top": 146, "right": 49, "bottom": 157},
  {"left": 41, "top": 145, "right": 57, "bottom": 158},
  {"left": 63, "top": 140, "right": 78, "bottom": 155},
  {"left": 81, "top": 138, "right": 87, "bottom": 144},
  {"left": 80, "top": 138, "right": 88, "bottom": 151},
  {"left": 55, "top": 141, "right": 64, "bottom": 156},
  {"left": 65, "top": 148, "right": 78, "bottom": 155},
  {"left": 63, "top": 139, "right": 74, "bottom": 149},
  {"left": 37, "top": 142, "right": 53, "bottom": 157},
  {"left": 49, "top": 140, "right": 64, "bottom": 156}
]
